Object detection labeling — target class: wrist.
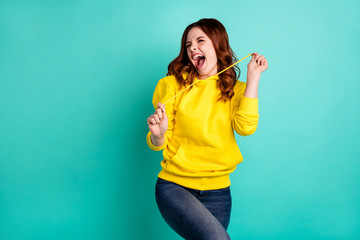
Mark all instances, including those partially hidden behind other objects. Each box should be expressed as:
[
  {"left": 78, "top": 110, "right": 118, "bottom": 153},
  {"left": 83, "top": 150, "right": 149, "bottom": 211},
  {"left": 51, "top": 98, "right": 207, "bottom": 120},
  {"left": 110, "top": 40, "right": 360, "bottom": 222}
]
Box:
[
  {"left": 247, "top": 71, "right": 261, "bottom": 81},
  {"left": 152, "top": 133, "right": 165, "bottom": 139}
]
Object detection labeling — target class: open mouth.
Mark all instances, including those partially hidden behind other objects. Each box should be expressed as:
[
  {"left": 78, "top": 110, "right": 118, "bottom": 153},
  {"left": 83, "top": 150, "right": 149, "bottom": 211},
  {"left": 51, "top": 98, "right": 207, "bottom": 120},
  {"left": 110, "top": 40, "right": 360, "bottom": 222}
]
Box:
[{"left": 193, "top": 54, "right": 205, "bottom": 69}]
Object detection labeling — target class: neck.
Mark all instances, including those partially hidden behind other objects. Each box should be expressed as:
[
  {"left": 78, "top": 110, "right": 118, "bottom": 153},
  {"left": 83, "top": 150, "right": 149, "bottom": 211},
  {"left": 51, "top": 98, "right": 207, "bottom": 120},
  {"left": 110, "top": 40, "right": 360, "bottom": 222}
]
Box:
[
  {"left": 197, "top": 68, "right": 218, "bottom": 80},
  {"left": 197, "top": 74, "right": 209, "bottom": 80}
]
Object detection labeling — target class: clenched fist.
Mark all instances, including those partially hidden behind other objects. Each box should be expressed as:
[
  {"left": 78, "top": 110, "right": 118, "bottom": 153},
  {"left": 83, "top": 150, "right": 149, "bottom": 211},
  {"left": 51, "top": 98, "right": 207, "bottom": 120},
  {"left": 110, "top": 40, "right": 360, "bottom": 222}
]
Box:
[
  {"left": 147, "top": 102, "right": 168, "bottom": 138},
  {"left": 247, "top": 52, "right": 268, "bottom": 76}
]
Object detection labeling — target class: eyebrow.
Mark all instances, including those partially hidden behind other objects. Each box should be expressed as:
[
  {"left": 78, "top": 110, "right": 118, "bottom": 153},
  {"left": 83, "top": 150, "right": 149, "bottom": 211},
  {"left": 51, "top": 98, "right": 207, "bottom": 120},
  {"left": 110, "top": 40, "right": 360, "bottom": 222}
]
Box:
[{"left": 186, "top": 36, "right": 205, "bottom": 44}]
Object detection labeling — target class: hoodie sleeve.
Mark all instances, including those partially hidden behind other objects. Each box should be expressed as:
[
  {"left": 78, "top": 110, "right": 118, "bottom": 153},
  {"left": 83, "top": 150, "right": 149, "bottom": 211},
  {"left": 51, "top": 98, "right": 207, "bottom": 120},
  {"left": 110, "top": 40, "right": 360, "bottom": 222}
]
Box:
[
  {"left": 230, "top": 81, "right": 260, "bottom": 136},
  {"left": 146, "top": 77, "right": 176, "bottom": 151}
]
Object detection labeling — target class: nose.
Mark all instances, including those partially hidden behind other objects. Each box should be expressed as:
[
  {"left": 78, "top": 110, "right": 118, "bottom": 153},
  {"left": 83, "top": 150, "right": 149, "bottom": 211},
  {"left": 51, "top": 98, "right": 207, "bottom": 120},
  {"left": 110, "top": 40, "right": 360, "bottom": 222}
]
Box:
[{"left": 191, "top": 43, "right": 197, "bottom": 51}]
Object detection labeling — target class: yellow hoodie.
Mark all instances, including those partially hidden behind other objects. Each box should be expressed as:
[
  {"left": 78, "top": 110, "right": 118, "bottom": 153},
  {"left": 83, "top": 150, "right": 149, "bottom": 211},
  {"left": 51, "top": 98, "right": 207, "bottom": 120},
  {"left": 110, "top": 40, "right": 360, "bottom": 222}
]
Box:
[{"left": 146, "top": 72, "right": 259, "bottom": 190}]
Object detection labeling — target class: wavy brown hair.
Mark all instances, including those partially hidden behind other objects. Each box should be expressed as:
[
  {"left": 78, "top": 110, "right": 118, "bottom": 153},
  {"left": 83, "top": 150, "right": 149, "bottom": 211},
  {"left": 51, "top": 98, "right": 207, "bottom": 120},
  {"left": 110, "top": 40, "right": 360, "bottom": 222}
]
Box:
[{"left": 167, "top": 18, "right": 240, "bottom": 102}]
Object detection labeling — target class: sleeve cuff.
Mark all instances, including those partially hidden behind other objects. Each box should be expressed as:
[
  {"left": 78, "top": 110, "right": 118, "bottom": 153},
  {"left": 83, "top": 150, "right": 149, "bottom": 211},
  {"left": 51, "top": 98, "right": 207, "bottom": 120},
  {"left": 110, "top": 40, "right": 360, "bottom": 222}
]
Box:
[
  {"left": 146, "top": 131, "right": 168, "bottom": 151},
  {"left": 238, "top": 97, "right": 258, "bottom": 114}
]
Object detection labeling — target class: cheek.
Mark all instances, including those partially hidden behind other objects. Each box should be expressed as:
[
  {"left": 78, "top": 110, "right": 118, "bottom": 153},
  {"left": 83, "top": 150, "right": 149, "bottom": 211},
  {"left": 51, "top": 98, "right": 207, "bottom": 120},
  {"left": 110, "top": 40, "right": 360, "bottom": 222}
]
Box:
[
  {"left": 186, "top": 50, "right": 191, "bottom": 61},
  {"left": 209, "top": 50, "right": 217, "bottom": 62},
  {"left": 205, "top": 45, "right": 217, "bottom": 61}
]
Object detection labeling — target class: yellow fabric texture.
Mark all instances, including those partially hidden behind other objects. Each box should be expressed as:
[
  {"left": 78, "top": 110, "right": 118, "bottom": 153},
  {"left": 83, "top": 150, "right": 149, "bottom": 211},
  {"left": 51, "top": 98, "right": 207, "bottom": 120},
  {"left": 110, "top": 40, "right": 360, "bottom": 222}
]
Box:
[{"left": 146, "top": 72, "right": 259, "bottom": 190}]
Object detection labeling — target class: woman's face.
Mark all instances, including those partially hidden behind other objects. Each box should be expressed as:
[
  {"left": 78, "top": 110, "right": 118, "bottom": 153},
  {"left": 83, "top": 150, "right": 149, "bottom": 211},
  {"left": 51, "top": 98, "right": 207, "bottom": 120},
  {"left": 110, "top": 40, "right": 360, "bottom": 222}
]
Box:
[{"left": 186, "top": 27, "right": 218, "bottom": 80}]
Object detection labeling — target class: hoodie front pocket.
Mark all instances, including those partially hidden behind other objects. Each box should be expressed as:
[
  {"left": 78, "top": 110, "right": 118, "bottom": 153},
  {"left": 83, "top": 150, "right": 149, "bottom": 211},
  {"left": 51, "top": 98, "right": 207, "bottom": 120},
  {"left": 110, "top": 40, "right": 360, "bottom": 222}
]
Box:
[{"left": 170, "top": 143, "right": 243, "bottom": 174}]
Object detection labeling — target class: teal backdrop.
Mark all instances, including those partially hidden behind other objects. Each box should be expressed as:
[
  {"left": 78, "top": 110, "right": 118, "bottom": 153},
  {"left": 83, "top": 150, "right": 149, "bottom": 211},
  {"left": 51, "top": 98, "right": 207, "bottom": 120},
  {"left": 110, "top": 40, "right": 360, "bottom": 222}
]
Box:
[{"left": 1, "top": 0, "right": 359, "bottom": 239}]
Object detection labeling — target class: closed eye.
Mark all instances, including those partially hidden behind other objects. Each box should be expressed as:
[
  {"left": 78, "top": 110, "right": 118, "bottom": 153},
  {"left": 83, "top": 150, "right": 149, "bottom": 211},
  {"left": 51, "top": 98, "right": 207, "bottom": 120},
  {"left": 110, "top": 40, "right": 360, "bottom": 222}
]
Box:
[{"left": 186, "top": 38, "right": 205, "bottom": 48}]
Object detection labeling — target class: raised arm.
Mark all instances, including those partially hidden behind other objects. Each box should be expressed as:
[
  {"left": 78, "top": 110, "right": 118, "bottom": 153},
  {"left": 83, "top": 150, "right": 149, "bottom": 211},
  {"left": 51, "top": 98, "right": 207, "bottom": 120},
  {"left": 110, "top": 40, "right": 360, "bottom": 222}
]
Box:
[
  {"left": 231, "top": 52, "right": 268, "bottom": 136},
  {"left": 244, "top": 52, "right": 268, "bottom": 98}
]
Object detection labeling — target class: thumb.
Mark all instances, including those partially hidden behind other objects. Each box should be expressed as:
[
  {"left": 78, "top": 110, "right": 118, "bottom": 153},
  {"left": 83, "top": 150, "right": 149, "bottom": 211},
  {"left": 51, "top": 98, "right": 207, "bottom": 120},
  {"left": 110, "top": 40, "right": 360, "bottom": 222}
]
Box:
[
  {"left": 157, "top": 102, "right": 165, "bottom": 111},
  {"left": 162, "top": 109, "right": 168, "bottom": 121},
  {"left": 252, "top": 52, "right": 257, "bottom": 60}
]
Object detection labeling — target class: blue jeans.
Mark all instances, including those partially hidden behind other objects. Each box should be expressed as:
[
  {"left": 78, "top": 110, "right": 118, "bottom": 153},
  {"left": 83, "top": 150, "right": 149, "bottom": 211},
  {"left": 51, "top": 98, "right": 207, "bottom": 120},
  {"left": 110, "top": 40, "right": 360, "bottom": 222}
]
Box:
[{"left": 155, "top": 177, "right": 232, "bottom": 240}]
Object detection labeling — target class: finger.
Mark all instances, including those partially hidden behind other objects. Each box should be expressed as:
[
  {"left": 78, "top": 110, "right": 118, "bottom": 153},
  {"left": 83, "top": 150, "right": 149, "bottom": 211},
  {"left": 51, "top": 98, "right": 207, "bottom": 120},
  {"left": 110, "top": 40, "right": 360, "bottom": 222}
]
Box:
[
  {"left": 156, "top": 107, "right": 163, "bottom": 119},
  {"left": 257, "top": 56, "right": 265, "bottom": 61},
  {"left": 153, "top": 114, "right": 160, "bottom": 123},
  {"left": 257, "top": 56, "right": 265, "bottom": 64},
  {"left": 261, "top": 58, "right": 268, "bottom": 65},
  {"left": 260, "top": 59, "right": 268, "bottom": 68},
  {"left": 257, "top": 56, "right": 264, "bottom": 64},
  {"left": 162, "top": 111, "right": 168, "bottom": 122},
  {"left": 157, "top": 102, "right": 166, "bottom": 113},
  {"left": 255, "top": 54, "right": 262, "bottom": 64},
  {"left": 148, "top": 116, "right": 156, "bottom": 125},
  {"left": 255, "top": 54, "right": 263, "bottom": 63},
  {"left": 151, "top": 118, "right": 157, "bottom": 125},
  {"left": 251, "top": 53, "right": 257, "bottom": 60}
]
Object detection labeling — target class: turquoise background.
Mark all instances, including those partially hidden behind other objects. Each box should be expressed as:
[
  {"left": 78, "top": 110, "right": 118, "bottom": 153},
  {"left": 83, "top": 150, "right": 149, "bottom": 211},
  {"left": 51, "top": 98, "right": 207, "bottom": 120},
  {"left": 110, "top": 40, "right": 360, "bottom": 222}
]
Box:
[{"left": 1, "top": 0, "right": 359, "bottom": 239}]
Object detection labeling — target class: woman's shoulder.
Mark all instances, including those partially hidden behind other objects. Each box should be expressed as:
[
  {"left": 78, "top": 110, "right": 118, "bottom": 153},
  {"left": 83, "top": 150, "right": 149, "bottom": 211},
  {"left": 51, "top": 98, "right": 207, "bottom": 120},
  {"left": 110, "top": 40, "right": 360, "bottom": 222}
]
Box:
[
  {"left": 157, "top": 72, "right": 187, "bottom": 90},
  {"left": 158, "top": 74, "right": 177, "bottom": 85},
  {"left": 156, "top": 75, "right": 177, "bottom": 93}
]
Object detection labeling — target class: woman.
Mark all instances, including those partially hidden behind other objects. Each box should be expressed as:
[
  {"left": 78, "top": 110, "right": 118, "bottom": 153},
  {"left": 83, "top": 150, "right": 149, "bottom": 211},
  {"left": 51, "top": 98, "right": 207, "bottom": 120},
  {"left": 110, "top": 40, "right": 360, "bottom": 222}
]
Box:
[{"left": 146, "top": 18, "right": 268, "bottom": 239}]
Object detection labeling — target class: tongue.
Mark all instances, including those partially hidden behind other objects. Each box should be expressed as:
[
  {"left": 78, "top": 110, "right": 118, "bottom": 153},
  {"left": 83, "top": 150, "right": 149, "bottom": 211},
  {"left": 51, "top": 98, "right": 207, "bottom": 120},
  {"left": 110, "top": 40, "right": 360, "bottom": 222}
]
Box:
[{"left": 197, "top": 57, "right": 205, "bottom": 68}]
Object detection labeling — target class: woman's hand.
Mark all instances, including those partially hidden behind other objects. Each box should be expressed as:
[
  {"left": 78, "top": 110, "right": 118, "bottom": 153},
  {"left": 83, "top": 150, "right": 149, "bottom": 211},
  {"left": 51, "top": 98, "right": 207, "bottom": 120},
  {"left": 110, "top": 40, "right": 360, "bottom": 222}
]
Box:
[
  {"left": 247, "top": 52, "right": 268, "bottom": 77},
  {"left": 243, "top": 53, "right": 268, "bottom": 98},
  {"left": 147, "top": 102, "right": 168, "bottom": 138}
]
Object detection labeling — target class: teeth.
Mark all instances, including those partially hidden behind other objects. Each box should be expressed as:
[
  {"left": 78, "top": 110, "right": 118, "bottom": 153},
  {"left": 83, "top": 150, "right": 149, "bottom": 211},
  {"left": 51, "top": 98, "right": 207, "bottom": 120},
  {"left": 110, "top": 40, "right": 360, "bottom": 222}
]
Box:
[{"left": 193, "top": 54, "right": 204, "bottom": 60}]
